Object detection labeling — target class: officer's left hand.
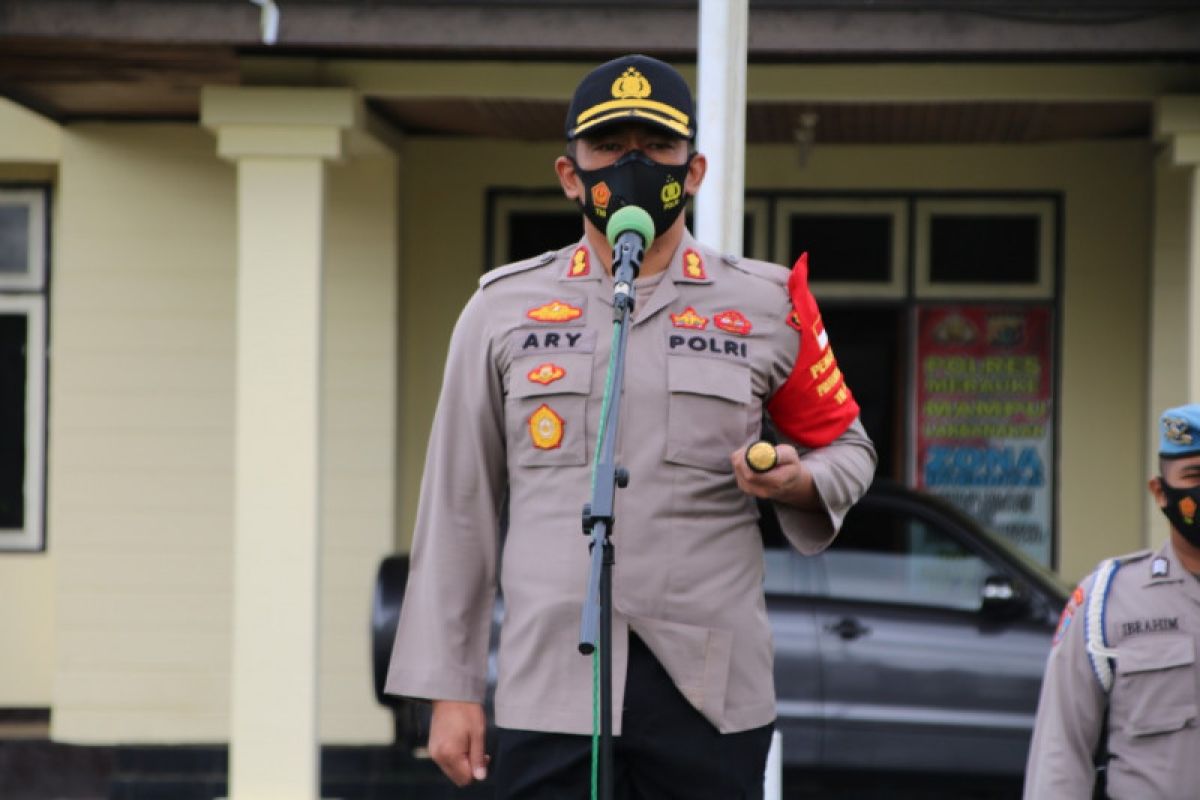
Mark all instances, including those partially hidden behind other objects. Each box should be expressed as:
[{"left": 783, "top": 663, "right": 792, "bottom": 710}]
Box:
[{"left": 730, "top": 443, "right": 820, "bottom": 509}]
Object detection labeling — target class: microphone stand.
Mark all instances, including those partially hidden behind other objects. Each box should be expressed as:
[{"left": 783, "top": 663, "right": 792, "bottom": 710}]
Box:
[{"left": 579, "top": 230, "right": 644, "bottom": 800}]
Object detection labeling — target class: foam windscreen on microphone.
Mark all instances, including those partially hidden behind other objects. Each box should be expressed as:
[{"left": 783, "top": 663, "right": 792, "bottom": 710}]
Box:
[{"left": 606, "top": 205, "right": 655, "bottom": 250}]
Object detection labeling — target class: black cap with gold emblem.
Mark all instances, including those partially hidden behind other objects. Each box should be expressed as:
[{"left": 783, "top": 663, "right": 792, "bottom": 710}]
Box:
[{"left": 566, "top": 54, "right": 695, "bottom": 141}]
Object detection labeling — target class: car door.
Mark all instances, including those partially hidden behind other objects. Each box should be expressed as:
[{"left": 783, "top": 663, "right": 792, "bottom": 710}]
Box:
[
  {"left": 810, "top": 495, "right": 1052, "bottom": 776},
  {"left": 763, "top": 542, "right": 823, "bottom": 766}
]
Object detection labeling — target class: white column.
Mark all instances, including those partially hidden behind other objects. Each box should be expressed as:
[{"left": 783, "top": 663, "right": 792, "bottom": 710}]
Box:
[
  {"left": 696, "top": 0, "right": 749, "bottom": 256},
  {"left": 202, "top": 87, "right": 356, "bottom": 800}
]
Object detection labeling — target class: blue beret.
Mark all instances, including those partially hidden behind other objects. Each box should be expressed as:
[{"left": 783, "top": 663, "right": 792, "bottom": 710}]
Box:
[{"left": 1160, "top": 404, "right": 1200, "bottom": 459}]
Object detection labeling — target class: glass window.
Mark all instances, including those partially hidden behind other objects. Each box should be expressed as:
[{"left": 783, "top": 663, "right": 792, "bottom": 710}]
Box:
[
  {"left": 0, "top": 189, "right": 47, "bottom": 290},
  {"left": 773, "top": 198, "right": 907, "bottom": 299},
  {"left": 915, "top": 199, "right": 1054, "bottom": 299},
  {"left": 0, "top": 205, "right": 31, "bottom": 275},
  {"left": 789, "top": 214, "right": 892, "bottom": 283},
  {"left": 0, "top": 184, "right": 49, "bottom": 552},
  {"left": 0, "top": 313, "right": 28, "bottom": 530},
  {"left": 928, "top": 215, "right": 1040, "bottom": 284},
  {"left": 824, "top": 505, "right": 995, "bottom": 612}
]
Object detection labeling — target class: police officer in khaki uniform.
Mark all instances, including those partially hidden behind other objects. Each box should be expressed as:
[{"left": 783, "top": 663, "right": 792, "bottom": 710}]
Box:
[
  {"left": 386, "top": 54, "right": 876, "bottom": 798},
  {"left": 1025, "top": 403, "right": 1200, "bottom": 800}
]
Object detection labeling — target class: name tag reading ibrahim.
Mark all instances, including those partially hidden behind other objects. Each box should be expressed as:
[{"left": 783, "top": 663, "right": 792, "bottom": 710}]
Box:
[{"left": 667, "top": 332, "right": 749, "bottom": 360}]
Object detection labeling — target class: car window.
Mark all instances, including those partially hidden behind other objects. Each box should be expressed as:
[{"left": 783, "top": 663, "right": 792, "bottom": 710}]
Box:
[
  {"left": 824, "top": 504, "right": 997, "bottom": 612},
  {"left": 764, "top": 545, "right": 820, "bottom": 596}
]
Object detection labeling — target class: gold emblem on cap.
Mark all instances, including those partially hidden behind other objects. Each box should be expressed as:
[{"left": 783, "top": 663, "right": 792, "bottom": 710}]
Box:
[{"left": 611, "top": 67, "right": 652, "bottom": 100}]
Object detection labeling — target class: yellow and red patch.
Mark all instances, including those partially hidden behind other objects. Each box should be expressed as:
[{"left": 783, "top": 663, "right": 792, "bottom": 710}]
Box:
[
  {"left": 527, "top": 300, "right": 583, "bottom": 323},
  {"left": 529, "top": 404, "right": 564, "bottom": 450},
  {"left": 670, "top": 306, "right": 708, "bottom": 330},
  {"left": 527, "top": 363, "right": 566, "bottom": 386},
  {"left": 682, "top": 249, "right": 707, "bottom": 280},
  {"left": 568, "top": 247, "right": 590, "bottom": 278},
  {"left": 591, "top": 182, "right": 612, "bottom": 210},
  {"left": 713, "top": 309, "right": 752, "bottom": 336}
]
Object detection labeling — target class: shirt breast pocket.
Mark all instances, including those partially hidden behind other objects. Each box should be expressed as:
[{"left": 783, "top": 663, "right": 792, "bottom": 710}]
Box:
[
  {"left": 508, "top": 353, "right": 593, "bottom": 468},
  {"left": 665, "top": 356, "right": 754, "bottom": 473},
  {"left": 1115, "top": 634, "right": 1197, "bottom": 738}
]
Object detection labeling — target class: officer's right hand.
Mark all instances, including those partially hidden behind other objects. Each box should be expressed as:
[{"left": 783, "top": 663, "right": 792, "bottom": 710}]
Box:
[{"left": 428, "top": 700, "right": 490, "bottom": 787}]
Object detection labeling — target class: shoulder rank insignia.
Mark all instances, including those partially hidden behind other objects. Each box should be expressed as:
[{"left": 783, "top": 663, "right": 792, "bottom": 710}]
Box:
[
  {"left": 670, "top": 307, "right": 708, "bottom": 330},
  {"left": 529, "top": 404, "right": 564, "bottom": 450},
  {"left": 713, "top": 309, "right": 752, "bottom": 336},
  {"left": 527, "top": 363, "right": 566, "bottom": 386},
  {"left": 682, "top": 249, "right": 707, "bottom": 280},
  {"left": 1152, "top": 557, "right": 1170, "bottom": 578},
  {"left": 568, "top": 247, "right": 591, "bottom": 278},
  {"left": 527, "top": 300, "right": 584, "bottom": 323}
]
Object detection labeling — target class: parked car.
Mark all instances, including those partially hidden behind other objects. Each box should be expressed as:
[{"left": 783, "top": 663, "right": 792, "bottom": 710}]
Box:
[{"left": 372, "top": 480, "right": 1068, "bottom": 778}]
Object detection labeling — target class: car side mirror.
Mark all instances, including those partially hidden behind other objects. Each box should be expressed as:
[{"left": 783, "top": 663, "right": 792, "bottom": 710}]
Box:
[{"left": 980, "top": 574, "right": 1027, "bottom": 619}]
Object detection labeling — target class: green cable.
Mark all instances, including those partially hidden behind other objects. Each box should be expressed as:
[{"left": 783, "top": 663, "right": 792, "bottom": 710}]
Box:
[{"left": 589, "top": 321, "right": 622, "bottom": 800}]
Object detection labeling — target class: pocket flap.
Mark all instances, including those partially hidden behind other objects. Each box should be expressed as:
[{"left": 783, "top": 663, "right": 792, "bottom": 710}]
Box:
[
  {"left": 667, "top": 356, "right": 751, "bottom": 405},
  {"left": 1130, "top": 705, "right": 1197, "bottom": 737},
  {"left": 510, "top": 353, "right": 593, "bottom": 398},
  {"left": 1118, "top": 634, "right": 1195, "bottom": 675}
]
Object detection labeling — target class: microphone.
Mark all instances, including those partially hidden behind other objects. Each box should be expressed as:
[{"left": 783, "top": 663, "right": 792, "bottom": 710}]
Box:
[{"left": 606, "top": 206, "right": 655, "bottom": 312}]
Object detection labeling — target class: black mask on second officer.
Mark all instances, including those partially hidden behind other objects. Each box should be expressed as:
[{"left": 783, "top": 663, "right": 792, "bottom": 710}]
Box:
[
  {"left": 1158, "top": 475, "right": 1200, "bottom": 548},
  {"left": 571, "top": 150, "right": 693, "bottom": 239}
]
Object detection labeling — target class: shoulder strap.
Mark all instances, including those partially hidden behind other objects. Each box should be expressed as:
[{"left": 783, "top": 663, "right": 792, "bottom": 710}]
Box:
[{"left": 1084, "top": 558, "right": 1120, "bottom": 692}]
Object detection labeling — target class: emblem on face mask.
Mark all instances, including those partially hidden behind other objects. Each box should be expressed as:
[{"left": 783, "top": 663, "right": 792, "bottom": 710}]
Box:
[
  {"left": 1182, "top": 496, "right": 1197, "bottom": 525},
  {"left": 661, "top": 176, "right": 683, "bottom": 210},
  {"left": 569, "top": 247, "right": 590, "bottom": 278},
  {"left": 527, "top": 363, "right": 566, "bottom": 386},
  {"left": 611, "top": 67, "right": 652, "bottom": 100},
  {"left": 591, "top": 182, "right": 611, "bottom": 212},
  {"left": 682, "top": 249, "right": 706, "bottom": 280},
  {"left": 714, "top": 309, "right": 752, "bottom": 336},
  {"left": 527, "top": 301, "right": 584, "bottom": 323},
  {"left": 529, "top": 404, "right": 564, "bottom": 450},
  {"left": 670, "top": 306, "right": 707, "bottom": 330}
]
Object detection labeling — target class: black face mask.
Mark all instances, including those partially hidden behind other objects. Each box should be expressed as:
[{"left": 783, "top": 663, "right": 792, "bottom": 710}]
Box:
[
  {"left": 571, "top": 150, "right": 693, "bottom": 239},
  {"left": 1159, "top": 475, "right": 1200, "bottom": 548}
]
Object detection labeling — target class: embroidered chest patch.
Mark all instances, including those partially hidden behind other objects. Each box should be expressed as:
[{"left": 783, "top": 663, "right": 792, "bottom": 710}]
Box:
[
  {"left": 527, "top": 363, "right": 566, "bottom": 386},
  {"left": 713, "top": 309, "right": 752, "bottom": 336},
  {"left": 529, "top": 404, "right": 564, "bottom": 450},
  {"left": 527, "top": 300, "right": 584, "bottom": 323}
]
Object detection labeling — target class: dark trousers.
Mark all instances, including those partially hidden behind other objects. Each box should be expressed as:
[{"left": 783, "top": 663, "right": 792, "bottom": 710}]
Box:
[{"left": 493, "top": 634, "right": 774, "bottom": 800}]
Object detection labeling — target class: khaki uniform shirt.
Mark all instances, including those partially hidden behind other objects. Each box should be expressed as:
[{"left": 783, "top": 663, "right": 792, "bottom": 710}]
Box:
[
  {"left": 385, "top": 232, "right": 877, "bottom": 735},
  {"left": 1025, "top": 540, "right": 1200, "bottom": 799}
]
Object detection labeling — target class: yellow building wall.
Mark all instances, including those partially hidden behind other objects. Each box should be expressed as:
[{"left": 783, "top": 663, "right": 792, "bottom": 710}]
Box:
[
  {"left": 49, "top": 125, "right": 238, "bottom": 742},
  {"left": 319, "top": 154, "right": 397, "bottom": 743},
  {"left": 397, "top": 138, "right": 1152, "bottom": 584},
  {"left": 48, "top": 124, "right": 395, "bottom": 743}
]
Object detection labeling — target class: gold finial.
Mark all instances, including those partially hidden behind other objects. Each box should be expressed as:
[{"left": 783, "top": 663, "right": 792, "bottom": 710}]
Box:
[{"left": 745, "top": 441, "right": 778, "bottom": 473}]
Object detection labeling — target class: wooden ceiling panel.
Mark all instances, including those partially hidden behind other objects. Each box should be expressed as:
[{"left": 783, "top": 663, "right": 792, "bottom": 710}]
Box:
[{"left": 0, "top": 40, "right": 239, "bottom": 120}]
